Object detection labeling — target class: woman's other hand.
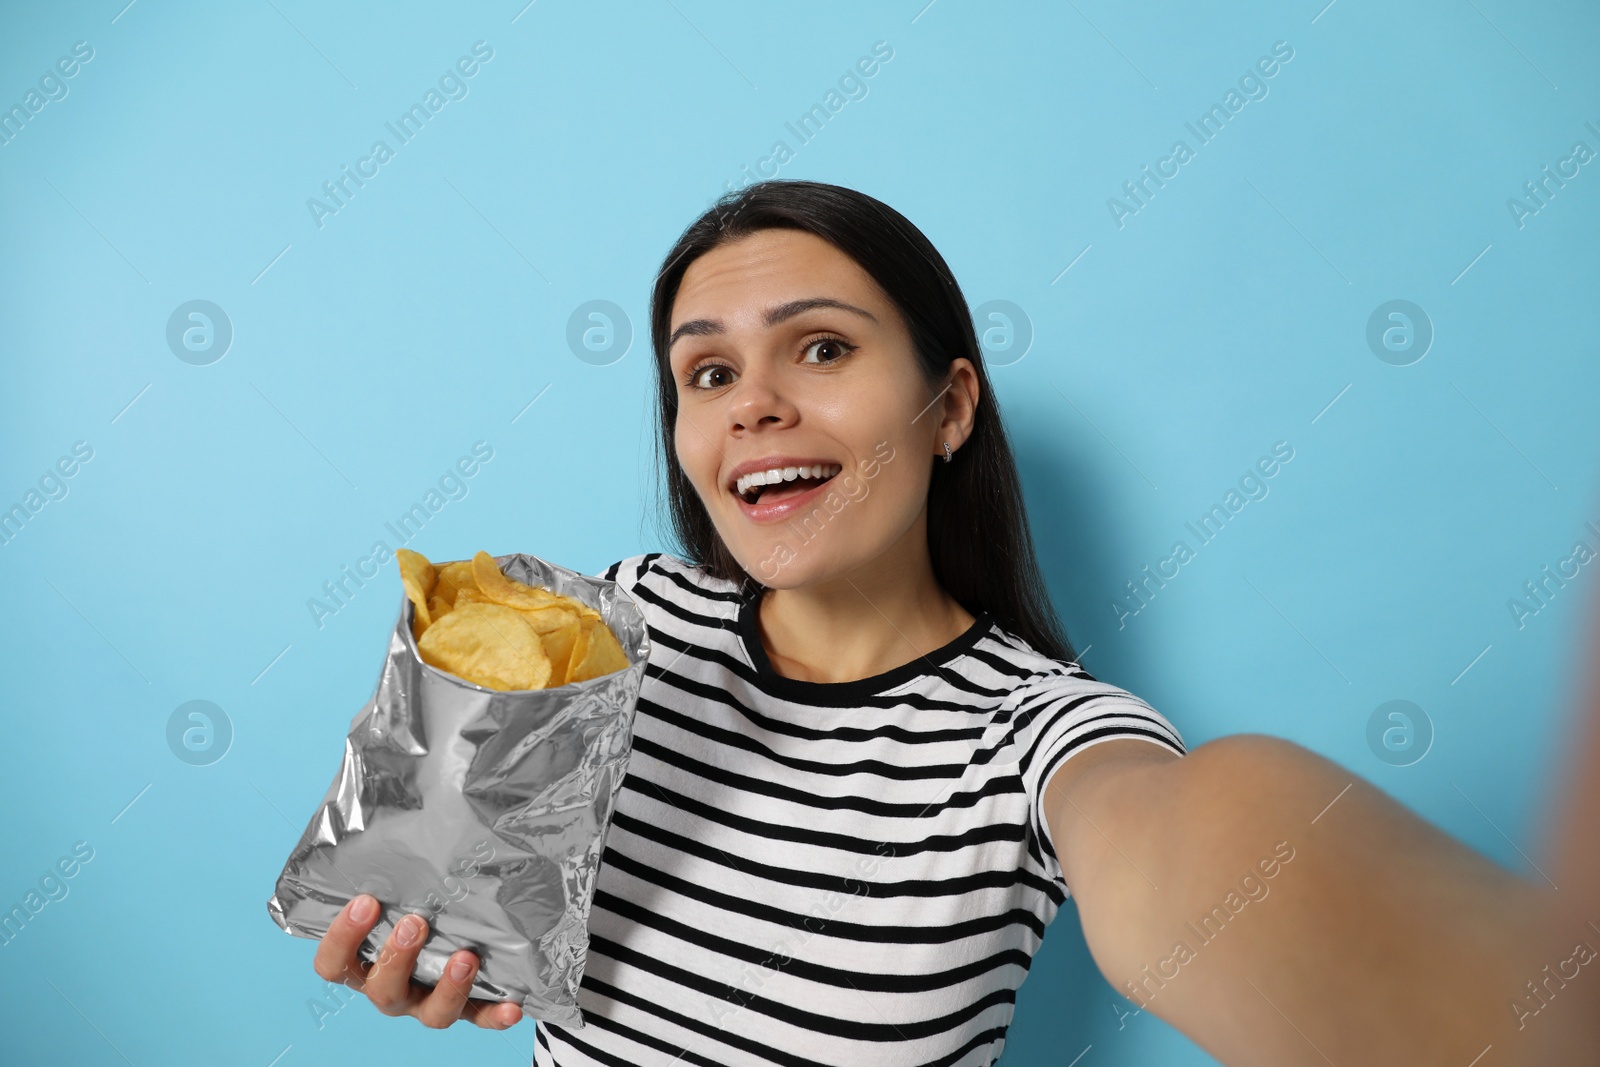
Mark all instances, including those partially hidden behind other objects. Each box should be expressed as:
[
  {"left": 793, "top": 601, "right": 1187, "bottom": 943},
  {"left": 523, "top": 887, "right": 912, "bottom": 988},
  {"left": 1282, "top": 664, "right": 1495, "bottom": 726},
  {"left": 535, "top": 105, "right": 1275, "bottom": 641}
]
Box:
[{"left": 311, "top": 893, "right": 523, "bottom": 1030}]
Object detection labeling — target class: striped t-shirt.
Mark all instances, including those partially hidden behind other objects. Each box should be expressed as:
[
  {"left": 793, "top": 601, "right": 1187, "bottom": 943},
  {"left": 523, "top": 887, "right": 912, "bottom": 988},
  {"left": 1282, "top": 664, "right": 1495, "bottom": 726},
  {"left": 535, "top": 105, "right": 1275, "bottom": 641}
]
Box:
[{"left": 535, "top": 553, "right": 1187, "bottom": 1066}]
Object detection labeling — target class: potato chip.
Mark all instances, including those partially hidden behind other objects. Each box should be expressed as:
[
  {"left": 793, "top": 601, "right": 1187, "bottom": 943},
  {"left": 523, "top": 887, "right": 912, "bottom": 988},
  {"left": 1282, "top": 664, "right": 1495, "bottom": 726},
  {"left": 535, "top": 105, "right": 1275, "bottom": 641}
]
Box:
[
  {"left": 540, "top": 617, "right": 580, "bottom": 682},
  {"left": 516, "top": 606, "right": 578, "bottom": 635},
  {"left": 395, "top": 548, "right": 629, "bottom": 689},
  {"left": 397, "top": 548, "right": 437, "bottom": 599},
  {"left": 434, "top": 560, "right": 477, "bottom": 607},
  {"left": 396, "top": 548, "right": 436, "bottom": 639},
  {"left": 564, "top": 621, "right": 589, "bottom": 683},
  {"left": 472, "top": 551, "right": 562, "bottom": 611},
  {"left": 417, "top": 601, "right": 552, "bottom": 691},
  {"left": 472, "top": 551, "right": 604, "bottom": 622},
  {"left": 567, "top": 615, "right": 630, "bottom": 684},
  {"left": 552, "top": 588, "right": 603, "bottom": 623},
  {"left": 455, "top": 584, "right": 493, "bottom": 605}
]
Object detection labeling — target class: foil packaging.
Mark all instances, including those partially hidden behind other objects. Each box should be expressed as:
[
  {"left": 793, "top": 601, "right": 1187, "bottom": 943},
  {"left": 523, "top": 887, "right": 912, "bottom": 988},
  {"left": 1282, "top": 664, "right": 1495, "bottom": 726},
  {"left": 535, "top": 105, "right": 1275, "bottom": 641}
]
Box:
[{"left": 266, "top": 553, "right": 650, "bottom": 1028}]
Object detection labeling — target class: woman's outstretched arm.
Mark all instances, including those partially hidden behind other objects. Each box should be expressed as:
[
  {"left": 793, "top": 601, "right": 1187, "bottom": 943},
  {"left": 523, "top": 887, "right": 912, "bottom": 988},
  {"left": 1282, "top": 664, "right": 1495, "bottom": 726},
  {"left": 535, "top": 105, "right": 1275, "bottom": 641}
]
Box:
[{"left": 1044, "top": 723, "right": 1600, "bottom": 1066}]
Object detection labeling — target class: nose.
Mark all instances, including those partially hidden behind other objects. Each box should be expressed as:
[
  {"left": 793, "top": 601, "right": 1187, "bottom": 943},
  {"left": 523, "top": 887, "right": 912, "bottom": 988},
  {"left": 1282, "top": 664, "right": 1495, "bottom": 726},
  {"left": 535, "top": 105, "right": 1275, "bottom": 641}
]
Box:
[{"left": 726, "top": 362, "right": 799, "bottom": 435}]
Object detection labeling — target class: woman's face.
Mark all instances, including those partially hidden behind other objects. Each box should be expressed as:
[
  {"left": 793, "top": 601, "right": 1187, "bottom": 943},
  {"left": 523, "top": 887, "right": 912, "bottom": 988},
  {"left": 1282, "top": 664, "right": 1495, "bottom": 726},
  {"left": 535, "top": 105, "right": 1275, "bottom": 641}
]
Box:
[{"left": 667, "top": 228, "right": 973, "bottom": 590}]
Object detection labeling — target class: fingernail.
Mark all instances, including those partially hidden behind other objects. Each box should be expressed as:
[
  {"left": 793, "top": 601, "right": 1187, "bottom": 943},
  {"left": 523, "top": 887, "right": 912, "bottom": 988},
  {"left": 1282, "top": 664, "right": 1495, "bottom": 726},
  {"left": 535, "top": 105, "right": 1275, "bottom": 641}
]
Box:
[
  {"left": 448, "top": 955, "right": 473, "bottom": 982},
  {"left": 349, "top": 894, "right": 377, "bottom": 923},
  {"left": 395, "top": 915, "right": 423, "bottom": 947}
]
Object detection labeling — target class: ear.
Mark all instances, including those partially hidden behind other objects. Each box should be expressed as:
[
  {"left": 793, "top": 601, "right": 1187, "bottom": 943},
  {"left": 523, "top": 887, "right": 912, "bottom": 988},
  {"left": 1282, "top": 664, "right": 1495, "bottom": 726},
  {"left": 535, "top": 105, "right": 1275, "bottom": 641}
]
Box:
[{"left": 935, "top": 358, "right": 980, "bottom": 458}]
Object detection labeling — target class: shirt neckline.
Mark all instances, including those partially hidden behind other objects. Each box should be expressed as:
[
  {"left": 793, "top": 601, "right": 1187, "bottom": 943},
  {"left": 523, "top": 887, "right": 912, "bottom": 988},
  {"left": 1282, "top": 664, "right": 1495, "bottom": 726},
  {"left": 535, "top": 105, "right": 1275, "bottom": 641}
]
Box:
[{"left": 735, "top": 583, "right": 995, "bottom": 704}]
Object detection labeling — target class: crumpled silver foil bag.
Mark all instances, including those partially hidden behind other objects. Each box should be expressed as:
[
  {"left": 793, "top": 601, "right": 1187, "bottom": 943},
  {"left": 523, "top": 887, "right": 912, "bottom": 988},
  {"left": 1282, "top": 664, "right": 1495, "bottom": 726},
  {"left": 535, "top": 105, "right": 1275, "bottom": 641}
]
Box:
[{"left": 266, "top": 553, "right": 650, "bottom": 1028}]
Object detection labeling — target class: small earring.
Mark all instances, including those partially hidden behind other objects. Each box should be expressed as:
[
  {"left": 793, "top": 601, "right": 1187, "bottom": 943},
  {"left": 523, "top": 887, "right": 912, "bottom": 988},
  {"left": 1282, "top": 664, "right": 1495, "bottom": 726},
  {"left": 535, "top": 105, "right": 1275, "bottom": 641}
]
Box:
[{"left": 942, "top": 441, "right": 953, "bottom": 463}]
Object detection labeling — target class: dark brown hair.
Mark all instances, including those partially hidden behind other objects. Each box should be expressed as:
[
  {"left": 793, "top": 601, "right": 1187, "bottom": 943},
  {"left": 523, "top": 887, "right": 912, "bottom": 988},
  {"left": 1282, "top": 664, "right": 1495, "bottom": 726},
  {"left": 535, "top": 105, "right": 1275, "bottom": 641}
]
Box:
[{"left": 648, "top": 179, "right": 1075, "bottom": 661}]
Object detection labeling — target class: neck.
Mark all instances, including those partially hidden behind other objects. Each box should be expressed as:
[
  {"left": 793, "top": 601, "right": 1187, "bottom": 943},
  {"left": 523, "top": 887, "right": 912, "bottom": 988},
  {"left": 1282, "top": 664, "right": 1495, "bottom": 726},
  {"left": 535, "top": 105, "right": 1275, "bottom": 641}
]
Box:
[{"left": 752, "top": 511, "right": 977, "bottom": 684}]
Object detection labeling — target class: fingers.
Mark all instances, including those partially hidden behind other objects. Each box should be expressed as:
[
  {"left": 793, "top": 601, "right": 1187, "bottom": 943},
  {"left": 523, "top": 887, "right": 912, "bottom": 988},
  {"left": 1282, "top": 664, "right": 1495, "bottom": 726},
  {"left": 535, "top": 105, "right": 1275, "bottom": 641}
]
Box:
[
  {"left": 312, "top": 896, "right": 521, "bottom": 1031},
  {"left": 313, "top": 893, "right": 381, "bottom": 989},
  {"left": 362, "top": 912, "right": 430, "bottom": 1017},
  {"left": 400, "top": 946, "right": 523, "bottom": 1031},
  {"left": 413, "top": 950, "right": 477, "bottom": 1029},
  {"left": 419, "top": 949, "right": 524, "bottom": 1031},
  {"left": 464, "top": 997, "right": 525, "bottom": 1030}
]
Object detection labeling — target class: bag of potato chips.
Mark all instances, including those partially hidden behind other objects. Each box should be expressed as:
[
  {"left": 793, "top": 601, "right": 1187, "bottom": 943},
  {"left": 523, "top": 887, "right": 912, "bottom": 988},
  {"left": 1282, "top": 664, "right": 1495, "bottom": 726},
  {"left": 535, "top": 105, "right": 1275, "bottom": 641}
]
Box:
[{"left": 266, "top": 551, "right": 649, "bottom": 1028}]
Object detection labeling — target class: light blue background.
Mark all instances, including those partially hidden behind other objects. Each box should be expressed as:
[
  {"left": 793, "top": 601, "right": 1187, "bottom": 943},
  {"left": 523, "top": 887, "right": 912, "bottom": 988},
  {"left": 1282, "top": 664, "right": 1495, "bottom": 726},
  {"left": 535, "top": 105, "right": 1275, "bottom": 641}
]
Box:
[{"left": 2, "top": 1, "right": 1597, "bottom": 1064}]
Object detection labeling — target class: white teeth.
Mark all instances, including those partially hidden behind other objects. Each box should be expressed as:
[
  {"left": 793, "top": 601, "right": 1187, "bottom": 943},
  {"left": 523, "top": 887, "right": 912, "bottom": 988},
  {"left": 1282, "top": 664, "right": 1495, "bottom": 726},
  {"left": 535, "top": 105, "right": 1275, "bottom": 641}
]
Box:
[{"left": 734, "top": 463, "right": 843, "bottom": 498}]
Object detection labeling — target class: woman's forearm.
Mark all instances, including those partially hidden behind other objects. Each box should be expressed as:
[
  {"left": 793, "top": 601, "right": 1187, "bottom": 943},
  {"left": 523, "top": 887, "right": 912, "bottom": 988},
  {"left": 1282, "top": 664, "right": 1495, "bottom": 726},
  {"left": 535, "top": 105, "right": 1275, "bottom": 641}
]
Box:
[{"left": 1064, "top": 734, "right": 1600, "bottom": 1066}]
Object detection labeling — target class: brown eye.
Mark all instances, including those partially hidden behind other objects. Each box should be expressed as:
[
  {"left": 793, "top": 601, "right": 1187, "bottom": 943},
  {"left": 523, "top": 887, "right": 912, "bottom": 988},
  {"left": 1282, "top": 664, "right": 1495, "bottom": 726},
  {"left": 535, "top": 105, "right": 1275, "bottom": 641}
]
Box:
[
  {"left": 801, "top": 337, "right": 856, "bottom": 365},
  {"left": 688, "top": 364, "right": 735, "bottom": 389}
]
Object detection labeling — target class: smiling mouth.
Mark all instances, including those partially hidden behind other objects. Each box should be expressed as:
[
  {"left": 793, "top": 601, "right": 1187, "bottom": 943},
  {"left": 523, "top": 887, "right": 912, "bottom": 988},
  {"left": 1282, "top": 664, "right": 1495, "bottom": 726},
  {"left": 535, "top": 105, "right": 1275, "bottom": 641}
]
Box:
[{"left": 734, "top": 463, "right": 843, "bottom": 505}]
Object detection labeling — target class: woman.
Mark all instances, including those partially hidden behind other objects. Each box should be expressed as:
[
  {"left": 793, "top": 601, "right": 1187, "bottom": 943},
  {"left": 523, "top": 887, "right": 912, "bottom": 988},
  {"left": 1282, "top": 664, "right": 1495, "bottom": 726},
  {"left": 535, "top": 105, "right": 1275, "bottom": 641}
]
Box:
[{"left": 312, "top": 181, "right": 1600, "bottom": 1065}]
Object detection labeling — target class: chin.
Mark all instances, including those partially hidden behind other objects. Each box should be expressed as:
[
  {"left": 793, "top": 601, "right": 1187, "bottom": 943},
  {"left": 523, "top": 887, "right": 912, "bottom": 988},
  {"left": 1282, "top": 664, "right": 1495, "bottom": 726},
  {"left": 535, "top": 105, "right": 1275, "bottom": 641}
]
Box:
[
  {"left": 724, "top": 527, "right": 875, "bottom": 591},
  {"left": 747, "top": 557, "right": 822, "bottom": 590},
  {"left": 726, "top": 540, "right": 811, "bottom": 589}
]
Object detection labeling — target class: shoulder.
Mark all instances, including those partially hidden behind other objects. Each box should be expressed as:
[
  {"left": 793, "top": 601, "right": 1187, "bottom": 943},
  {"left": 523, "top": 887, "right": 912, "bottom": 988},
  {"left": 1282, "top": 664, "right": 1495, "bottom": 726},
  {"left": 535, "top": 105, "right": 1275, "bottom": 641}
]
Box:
[
  {"left": 1008, "top": 657, "right": 1188, "bottom": 780},
  {"left": 979, "top": 623, "right": 1189, "bottom": 790},
  {"left": 980, "top": 623, "right": 1181, "bottom": 737},
  {"left": 994, "top": 641, "right": 1188, "bottom": 890},
  {"left": 598, "top": 551, "right": 733, "bottom": 590},
  {"left": 597, "top": 552, "right": 748, "bottom": 614},
  {"left": 598, "top": 551, "right": 668, "bottom": 589},
  {"left": 1012, "top": 658, "right": 1170, "bottom": 725}
]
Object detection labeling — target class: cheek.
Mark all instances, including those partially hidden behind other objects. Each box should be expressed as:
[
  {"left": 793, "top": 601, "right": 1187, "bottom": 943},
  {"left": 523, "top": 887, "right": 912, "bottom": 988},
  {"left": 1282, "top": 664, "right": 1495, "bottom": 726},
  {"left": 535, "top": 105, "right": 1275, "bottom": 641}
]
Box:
[
  {"left": 879, "top": 458, "right": 930, "bottom": 518},
  {"left": 810, "top": 409, "right": 929, "bottom": 518},
  {"left": 845, "top": 450, "right": 927, "bottom": 535},
  {"left": 674, "top": 413, "right": 721, "bottom": 498}
]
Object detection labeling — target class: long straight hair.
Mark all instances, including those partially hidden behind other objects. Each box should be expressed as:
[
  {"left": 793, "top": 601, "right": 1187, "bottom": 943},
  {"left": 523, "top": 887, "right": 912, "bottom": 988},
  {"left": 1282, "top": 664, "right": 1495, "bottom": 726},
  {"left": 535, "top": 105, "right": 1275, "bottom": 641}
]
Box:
[{"left": 648, "top": 179, "right": 1076, "bottom": 662}]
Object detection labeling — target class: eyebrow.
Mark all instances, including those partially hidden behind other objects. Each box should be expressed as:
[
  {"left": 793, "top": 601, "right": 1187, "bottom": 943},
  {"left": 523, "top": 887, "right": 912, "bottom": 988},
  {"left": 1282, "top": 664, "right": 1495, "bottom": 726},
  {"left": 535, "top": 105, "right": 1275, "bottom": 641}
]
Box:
[{"left": 667, "top": 297, "right": 878, "bottom": 351}]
